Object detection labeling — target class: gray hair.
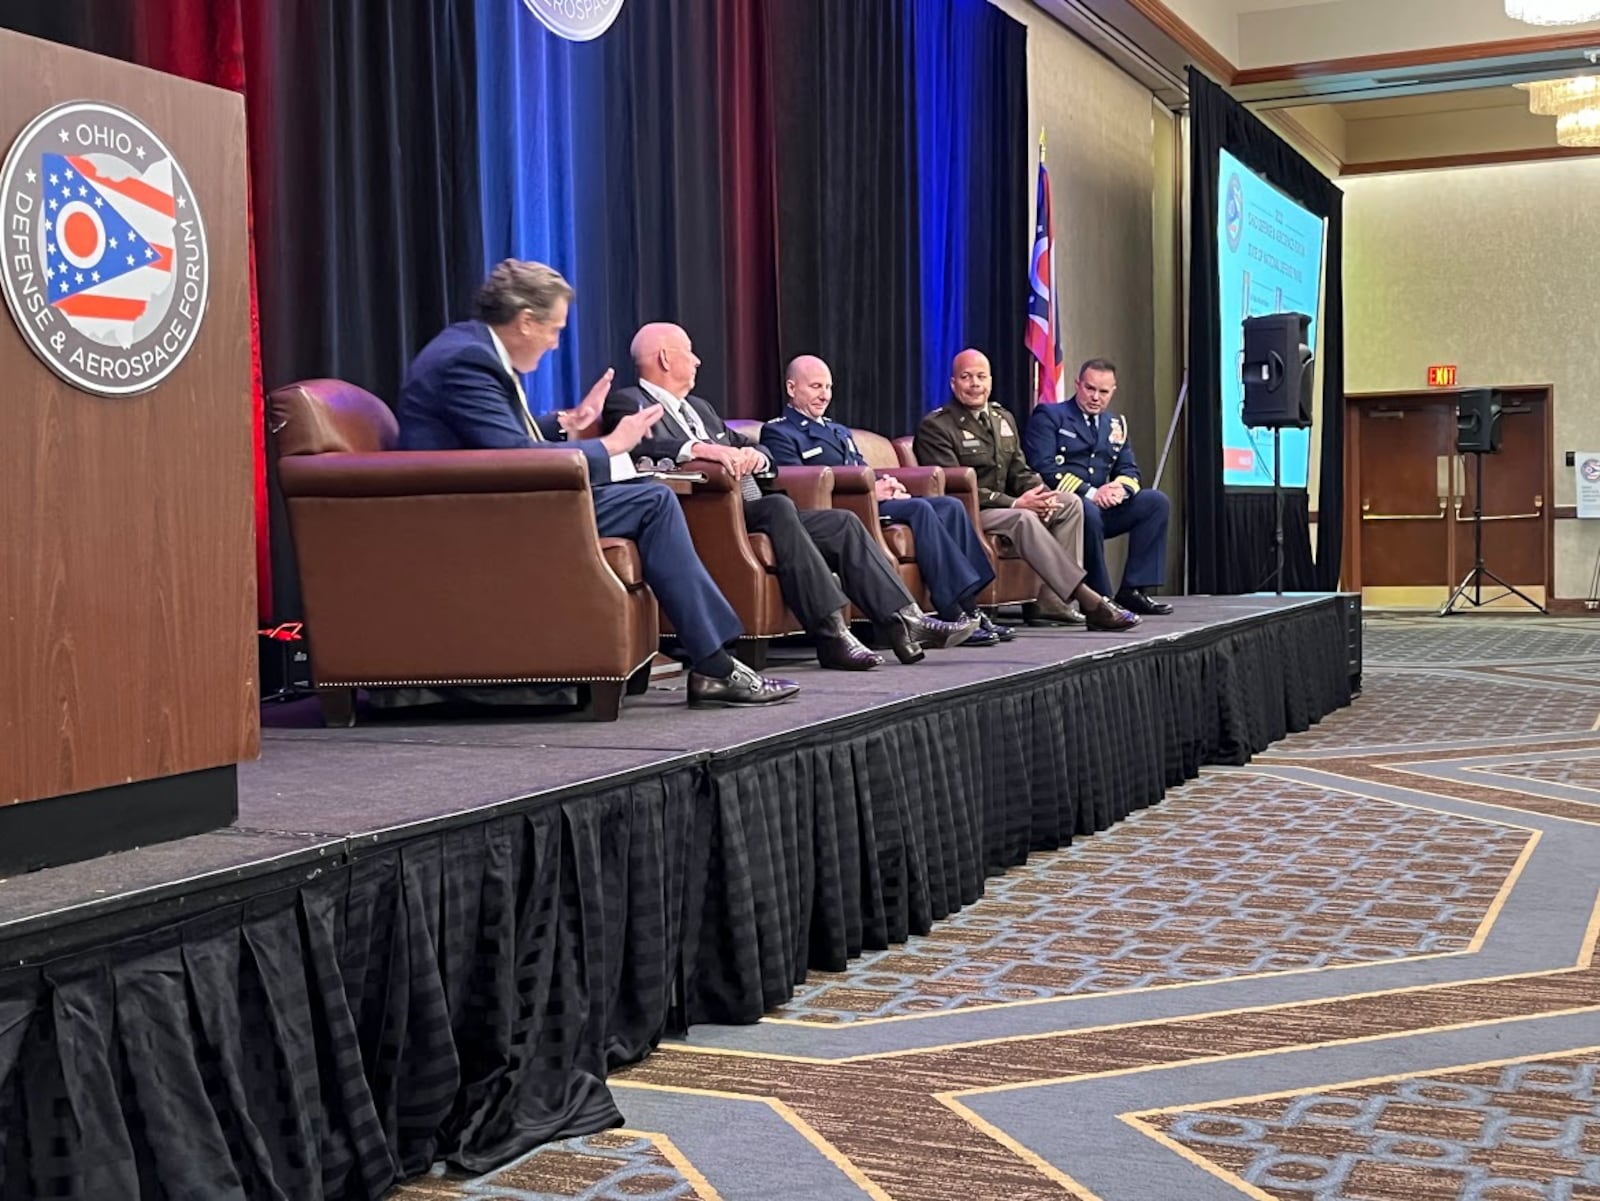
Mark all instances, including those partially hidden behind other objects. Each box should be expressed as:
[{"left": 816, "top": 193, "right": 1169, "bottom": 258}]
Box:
[{"left": 473, "top": 259, "right": 573, "bottom": 325}]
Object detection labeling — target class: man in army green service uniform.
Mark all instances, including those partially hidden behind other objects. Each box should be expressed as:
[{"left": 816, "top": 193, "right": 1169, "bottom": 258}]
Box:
[{"left": 912, "top": 349, "right": 1139, "bottom": 633}]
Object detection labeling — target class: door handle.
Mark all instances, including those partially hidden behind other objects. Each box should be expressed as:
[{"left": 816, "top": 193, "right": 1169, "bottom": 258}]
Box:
[
  {"left": 1362, "top": 498, "right": 1448, "bottom": 521},
  {"left": 1454, "top": 495, "right": 1544, "bottom": 522}
]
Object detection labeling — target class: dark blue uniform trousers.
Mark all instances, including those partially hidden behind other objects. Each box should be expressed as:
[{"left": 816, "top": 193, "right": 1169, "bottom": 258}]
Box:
[
  {"left": 879, "top": 495, "right": 995, "bottom": 618},
  {"left": 590, "top": 480, "right": 742, "bottom": 665},
  {"left": 1082, "top": 487, "right": 1170, "bottom": 596}
]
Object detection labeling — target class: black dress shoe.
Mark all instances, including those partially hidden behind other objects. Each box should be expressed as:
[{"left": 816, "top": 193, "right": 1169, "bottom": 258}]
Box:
[
  {"left": 688, "top": 660, "right": 801, "bottom": 706},
  {"left": 960, "top": 625, "right": 1001, "bottom": 648},
  {"left": 1115, "top": 588, "right": 1173, "bottom": 616},
  {"left": 1084, "top": 599, "right": 1142, "bottom": 631},
  {"left": 977, "top": 612, "right": 1016, "bottom": 642}
]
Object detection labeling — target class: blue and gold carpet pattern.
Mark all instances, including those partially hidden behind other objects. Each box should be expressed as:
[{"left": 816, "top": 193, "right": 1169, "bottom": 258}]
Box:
[{"left": 394, "top": 615, "right": 1600, "bottom": 1201}]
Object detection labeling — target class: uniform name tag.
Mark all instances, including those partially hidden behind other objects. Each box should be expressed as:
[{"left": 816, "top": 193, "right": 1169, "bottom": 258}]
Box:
[{"left": 801, "top": 446, "right": 823, "bottom": 459}]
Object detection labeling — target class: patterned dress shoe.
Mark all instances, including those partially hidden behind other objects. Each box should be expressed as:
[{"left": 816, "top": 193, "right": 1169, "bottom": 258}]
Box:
[
  {"left": 1083, "top": 599, "right": 1142, "bottom": 631},
  {"left": 687, "top": 661, "right": 802, "bottom": 706},
  {"left": 900, "top": 607, "right": 979, "bottom": 650},
  {"left": 977, "top": 611, "right": 1016, "bottom": 642},
  {"left": 1114, "top": 588, "right": 1173, "bottom": 616},
  {"left": 815, "top": 628, "right": 885, "bottom": 670}
]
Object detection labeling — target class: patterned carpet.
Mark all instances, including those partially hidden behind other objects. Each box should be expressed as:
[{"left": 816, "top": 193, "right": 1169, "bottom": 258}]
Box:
[{"left": 392, "top": 613, "right": 1600, "bottom": 1201}]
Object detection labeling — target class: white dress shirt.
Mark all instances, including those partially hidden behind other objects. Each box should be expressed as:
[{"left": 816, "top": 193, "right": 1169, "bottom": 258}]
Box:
[
  {"left": 636, "top": 378, "right": 711, "bottom": 463},
  {"left": 488, "top": 327, "right": 634, "bottom": 482}
]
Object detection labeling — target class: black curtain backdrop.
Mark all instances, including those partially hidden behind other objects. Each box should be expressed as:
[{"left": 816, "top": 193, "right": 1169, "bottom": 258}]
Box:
[
  {"left": 1186, "top": 68, "right": 1346, "bottom": 594},
  {"left": 960, "top": 11, "right": 1030, "bottom": 433},
  {"left": 771, "top": 0, "right": 921, "bottom": 430},
  {"left": 770, "top": 0, "right": 1027, "bottom": 435}
]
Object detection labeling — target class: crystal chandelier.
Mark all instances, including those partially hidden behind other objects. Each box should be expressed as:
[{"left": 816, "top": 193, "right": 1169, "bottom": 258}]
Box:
[
  {"left": 1517, "top": 76, "right": 1600, "bottom": 146},
  {"left": 1505, "top": 1, "right": 1600, "bottom": 23}
]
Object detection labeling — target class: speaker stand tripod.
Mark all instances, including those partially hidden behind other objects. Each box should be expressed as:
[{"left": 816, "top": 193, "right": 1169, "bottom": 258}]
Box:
[
  {"left": 1253, "top": 427, "right": 1287, "bottom": 596},
  {"left": 1439, "top": 450, "right": 1546, "bottom": 616}
]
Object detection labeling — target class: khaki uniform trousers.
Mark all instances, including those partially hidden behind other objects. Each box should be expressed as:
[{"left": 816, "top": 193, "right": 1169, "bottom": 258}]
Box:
[{"left": 978, "top": 491, "right": 1087, "bottom": 612}]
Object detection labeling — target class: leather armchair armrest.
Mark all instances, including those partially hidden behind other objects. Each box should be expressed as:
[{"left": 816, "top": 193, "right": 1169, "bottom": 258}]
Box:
[
  {"left": 938, "top": 464, "right": 982, "bottom": 526},
  {"left": 878, "top": 466, "right": 946, "bottom": 497},
  {"left": 817, "top": 465, "right": 875, "bottom": 495},
  {"left": 682, "top": 458, "right": 738, "bottom": 493},
  {"left": 277, "top": 448, "right": 589, "bottom": 498},
  {"left": 771, "top": 465, "right": 836, "bottom": 510}
]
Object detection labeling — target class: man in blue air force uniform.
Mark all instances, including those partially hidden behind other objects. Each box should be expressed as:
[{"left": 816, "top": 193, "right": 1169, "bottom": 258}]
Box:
[
  {"left": 396, "top": 258, "right": 799, "bottom": 706},
  {"left": 1022, "top": 358, "right": 1172, "bottom": 616},
  {"left": 760, "top": 355, "right": 1008, "bottom": 644}
]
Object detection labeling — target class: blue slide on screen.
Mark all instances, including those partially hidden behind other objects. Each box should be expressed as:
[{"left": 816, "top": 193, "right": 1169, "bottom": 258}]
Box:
[{"left": 1217, "top": 147, "right": 1326, "bottom": 490}]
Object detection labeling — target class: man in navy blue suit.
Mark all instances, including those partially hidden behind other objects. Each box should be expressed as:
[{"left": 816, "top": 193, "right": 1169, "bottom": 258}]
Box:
[
  {"left": 1022, "top": 359, "right": 1172, "bottom": 616},
  {"left": 760, "top": 356, "right": 1009, "bottom": 645},
  {"left": 396, "top": 259, "right": 799, "bottom": 706}
]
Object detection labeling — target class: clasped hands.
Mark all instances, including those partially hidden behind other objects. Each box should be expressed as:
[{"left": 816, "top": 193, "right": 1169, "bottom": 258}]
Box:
[
  {"left": 1014, "top": 484, "right": 1063, "bottom": 516},
  {"left": 1091, "top": 481, "right": 1128, "bottom": 509},
  {"left": 873, "top": 476, "right": 909, "bottom": 502},
  {"left": 692, "top": 442, "right": 768, "bottom": 477}
]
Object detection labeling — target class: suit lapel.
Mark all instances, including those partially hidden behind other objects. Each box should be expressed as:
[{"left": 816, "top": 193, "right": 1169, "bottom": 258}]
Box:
[{"left": 474, "top": 323, "right": 538, "bottom": 439}]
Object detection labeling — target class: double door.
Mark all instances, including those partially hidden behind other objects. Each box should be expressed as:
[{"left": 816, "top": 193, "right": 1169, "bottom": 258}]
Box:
[{"left": 1344, "top": 387, "right": 1551, "bottom": 607}]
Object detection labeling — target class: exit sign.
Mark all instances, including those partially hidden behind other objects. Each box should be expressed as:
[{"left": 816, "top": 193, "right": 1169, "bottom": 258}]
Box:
[{"left": 1427, "top": 364, "right": 1458, "bottom": 387}]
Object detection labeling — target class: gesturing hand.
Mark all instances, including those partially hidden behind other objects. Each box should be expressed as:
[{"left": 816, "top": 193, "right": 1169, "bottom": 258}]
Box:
[
  {"left": 556, "top": 368, "right": 614, "bottom": 436},
  {"left": 599, "top": 403, "right": 665, "bottom": 457}
]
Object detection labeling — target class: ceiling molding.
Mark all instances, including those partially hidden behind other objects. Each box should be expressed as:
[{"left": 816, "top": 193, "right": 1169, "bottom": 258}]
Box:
[
  {"left": 1234, "top": 28, "right": 1600, "bottom": 87},
  {"left": 1119, "top": 0, "right": 1238, "bottom": 84},
  {"left": 1340, "top": 143, "right": 1600, "bottom": 174}
]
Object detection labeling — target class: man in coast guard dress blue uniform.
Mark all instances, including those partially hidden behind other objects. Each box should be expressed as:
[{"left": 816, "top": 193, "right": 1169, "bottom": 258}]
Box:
[
  {"left": 1023, "top": 358, "right": 1173, "bottom": 616},
  {"left": 396, "top": 259, "right": 799, "bottom": 706},
  {"left": 760, "top": 356, "right": 1009, "bottom": 644}
]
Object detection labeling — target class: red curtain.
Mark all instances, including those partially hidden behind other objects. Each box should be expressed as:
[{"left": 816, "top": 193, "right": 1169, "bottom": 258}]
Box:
[{"left": 134, "top": 0, "right": 270, "bottom": 620}]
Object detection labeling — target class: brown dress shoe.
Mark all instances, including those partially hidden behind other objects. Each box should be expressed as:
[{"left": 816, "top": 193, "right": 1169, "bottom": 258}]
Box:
[{"left": 1084, "top": 599, "right": 1142, "bottom": 631}]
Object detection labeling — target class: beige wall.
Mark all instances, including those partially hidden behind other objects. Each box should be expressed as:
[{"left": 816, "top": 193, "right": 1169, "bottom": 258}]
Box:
[
  {"left": 1238, "top": 0, "right": 1600, "bottom": 68},
  {"left": 987, "top": 0, "right": 1162, "bottom": 472},
  {"left": 1344, "top": 158, "right": 1600, "bottom": 598}
]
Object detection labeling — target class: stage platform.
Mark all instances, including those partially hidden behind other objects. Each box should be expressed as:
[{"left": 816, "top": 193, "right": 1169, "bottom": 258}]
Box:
[{"left": 0, "top": 594, "right": 1357, "bottom": 1199}]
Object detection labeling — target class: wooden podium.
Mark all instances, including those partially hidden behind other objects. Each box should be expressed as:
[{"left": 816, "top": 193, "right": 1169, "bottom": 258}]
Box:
[{"left": 0, "top": 31, "right": 258, "bottom": 872}]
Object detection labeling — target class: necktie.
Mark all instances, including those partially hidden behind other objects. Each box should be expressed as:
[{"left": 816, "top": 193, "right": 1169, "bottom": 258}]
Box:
[
  {"left": 512, "top": 371, "right": 543, "bottom": 442},
  {"left": 1090, "top": 414, "right": 1100, "bottom": 436},
  {"left": 672, "top": 395, "right": 759, "bottom": 501},
  {"left": 673, "top": 396, "right": 711, "bottom": 443}
]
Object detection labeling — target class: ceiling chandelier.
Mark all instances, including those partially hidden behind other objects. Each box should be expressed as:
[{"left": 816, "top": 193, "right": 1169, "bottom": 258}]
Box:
[
  {"left": 1517, "top": 75, "right": 1600, "bottom": 146},
  {"left": 1505, "top": 1, "right": 1600, "bottom": 23}
]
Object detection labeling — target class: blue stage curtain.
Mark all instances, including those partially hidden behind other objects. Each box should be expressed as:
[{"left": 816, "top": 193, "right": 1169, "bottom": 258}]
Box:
[{"left": 909, "top": 0, "right": 1029, "bottom": 422}]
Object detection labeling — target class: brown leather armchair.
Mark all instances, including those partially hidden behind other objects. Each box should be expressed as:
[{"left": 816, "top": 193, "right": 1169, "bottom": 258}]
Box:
[
  {"left": 891, "top": 436, "right": 1039, "bottom": 608},
  {"left": 268, "top": 380, "right": 659, "bottom": 723}
]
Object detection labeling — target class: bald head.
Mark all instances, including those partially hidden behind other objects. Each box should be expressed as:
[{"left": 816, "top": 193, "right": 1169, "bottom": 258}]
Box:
[
  {"left": 631, "top": 322, "right": 700, "bottom": 397},
  {"left": 950, "top": 348, "right": 993, "bottom": 410},
  {"left": 785, "top": 355, "right": 834, "bottom": 419}
]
